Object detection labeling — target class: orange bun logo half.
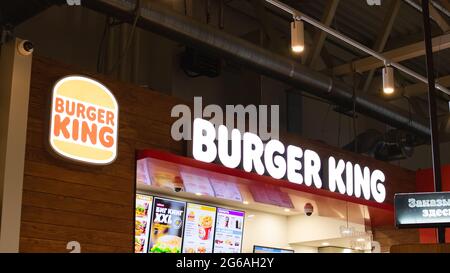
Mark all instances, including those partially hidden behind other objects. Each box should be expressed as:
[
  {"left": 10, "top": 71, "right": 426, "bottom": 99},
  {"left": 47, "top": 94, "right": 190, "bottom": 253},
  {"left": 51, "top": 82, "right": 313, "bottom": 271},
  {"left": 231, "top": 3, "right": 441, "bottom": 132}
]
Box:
[{"left": 49, "top": 76, "right": 119, "bottom": 165}]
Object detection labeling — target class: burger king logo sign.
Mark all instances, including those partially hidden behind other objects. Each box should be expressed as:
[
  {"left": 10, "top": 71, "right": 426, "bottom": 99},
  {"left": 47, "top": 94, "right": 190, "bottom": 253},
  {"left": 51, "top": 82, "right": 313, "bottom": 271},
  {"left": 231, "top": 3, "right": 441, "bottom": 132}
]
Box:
[{"left": 49, "top": 76, "right": 119, "bottom": 165}]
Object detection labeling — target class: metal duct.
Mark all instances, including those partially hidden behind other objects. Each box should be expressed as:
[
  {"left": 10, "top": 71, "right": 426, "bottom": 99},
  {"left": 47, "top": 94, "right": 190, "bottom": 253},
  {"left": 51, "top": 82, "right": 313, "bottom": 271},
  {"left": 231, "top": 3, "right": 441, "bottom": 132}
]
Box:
[
  {"left": 343, "top": 129, "right": 423, "bottom": 161},
  {"left": 83, "top": 0, "right": 431, "bottom": 138}
]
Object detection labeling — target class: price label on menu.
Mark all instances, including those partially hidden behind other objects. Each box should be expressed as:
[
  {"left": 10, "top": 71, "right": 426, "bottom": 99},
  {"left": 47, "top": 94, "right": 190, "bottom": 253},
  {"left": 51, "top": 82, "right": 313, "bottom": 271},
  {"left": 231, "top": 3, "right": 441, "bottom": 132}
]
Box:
[
  {"left": 182, "top": 204, "right": 217, "bottom": 253},
  {"left": 134, "top": 194, "right": 153, "bottom": 253},
  {"left": 213, "top": 208, "right": 245, "bottom": 253}
]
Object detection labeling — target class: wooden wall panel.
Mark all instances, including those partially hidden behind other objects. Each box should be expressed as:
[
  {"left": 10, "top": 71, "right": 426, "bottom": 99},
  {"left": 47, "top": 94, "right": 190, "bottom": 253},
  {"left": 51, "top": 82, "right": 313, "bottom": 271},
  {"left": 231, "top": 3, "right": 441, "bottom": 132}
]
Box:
[
  {"left": 390, "top": 243, "right": 450, "bottom": 253},
  {"left": 372, "top": 225, "right": 420, "bottom": 253},
  {"left": 19, "top": 56, "right": 185, "bottom": 253}
]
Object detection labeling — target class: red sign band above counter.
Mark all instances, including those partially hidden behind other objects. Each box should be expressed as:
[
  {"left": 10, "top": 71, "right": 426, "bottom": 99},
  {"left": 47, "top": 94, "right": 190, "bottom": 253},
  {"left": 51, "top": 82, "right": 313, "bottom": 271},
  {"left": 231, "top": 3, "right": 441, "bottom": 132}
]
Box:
[{"left": 192, "top": 118, "right": 387, "bottom": 203}]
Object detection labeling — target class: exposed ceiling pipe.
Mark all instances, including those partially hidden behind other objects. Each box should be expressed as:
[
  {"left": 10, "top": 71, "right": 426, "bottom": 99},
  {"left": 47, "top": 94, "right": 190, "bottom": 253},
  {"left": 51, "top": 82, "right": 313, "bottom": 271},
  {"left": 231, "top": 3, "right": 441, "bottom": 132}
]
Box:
[
  {"left": 266, "top": 0, "right": 450, "bottom": 96},
  {"left": 82, "top": 0, "right": 431, "bottom": 138}
]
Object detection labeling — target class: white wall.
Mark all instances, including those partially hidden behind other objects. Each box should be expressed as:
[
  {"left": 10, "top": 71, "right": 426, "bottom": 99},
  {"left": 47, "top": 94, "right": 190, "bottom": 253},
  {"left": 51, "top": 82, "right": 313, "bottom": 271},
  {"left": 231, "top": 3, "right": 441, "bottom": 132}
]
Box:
[
  {"left": 241, "top": 210, "right": 366, "bottom": 253},
  {"left": 241, "top": 210, "right": 290, "bottom": 253},
  {"left": 291, "top": 245, "right": 318, "bottom": 253},
  {"left": 287, "top": 215, "right": 365, "bottom": 244}
]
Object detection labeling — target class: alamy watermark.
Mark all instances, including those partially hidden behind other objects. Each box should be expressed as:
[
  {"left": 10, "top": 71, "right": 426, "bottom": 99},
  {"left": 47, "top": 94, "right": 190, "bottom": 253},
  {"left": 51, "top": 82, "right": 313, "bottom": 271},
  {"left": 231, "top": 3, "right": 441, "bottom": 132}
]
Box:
[
  {"left": 366, "top": 0, "right": 381, "bottom": 6},
  {"left": 171, "top": 97, "right": 280, "bottom": 142},
  {"left": 66, "top": 0, "right": 81, "bottom": 6},
  {"left": 66, "top": 241, "right": 81, "bottom": 253}
]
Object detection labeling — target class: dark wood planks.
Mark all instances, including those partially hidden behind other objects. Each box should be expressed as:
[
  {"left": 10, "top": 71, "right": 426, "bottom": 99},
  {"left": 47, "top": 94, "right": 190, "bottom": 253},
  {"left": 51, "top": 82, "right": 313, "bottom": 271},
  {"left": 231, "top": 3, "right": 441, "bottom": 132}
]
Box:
[{"left": 20, "top": 56, "right": 185, "bottom": 253}]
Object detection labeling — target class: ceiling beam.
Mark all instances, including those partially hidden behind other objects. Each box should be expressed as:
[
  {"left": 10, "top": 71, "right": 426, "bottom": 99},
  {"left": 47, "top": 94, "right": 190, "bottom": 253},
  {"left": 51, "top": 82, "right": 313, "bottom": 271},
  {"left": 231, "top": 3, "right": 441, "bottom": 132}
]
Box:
[
  {"left": 332, "top": 33, "right": 450, "bottom": 76},
  {"left": 362, "top": 0, "right": 401, "bottom": 93},
  {"left": 305, "top": 0, "right": 340, "bottom": 69},
  {"left": 441, "top": 0, "right": 450, "bottom": 12},
  {"left": 429, "top": 1, "right": 450, "bottom": 32},
  {"left": 403, "top": 74, "right": 450, "bottom": 96}
]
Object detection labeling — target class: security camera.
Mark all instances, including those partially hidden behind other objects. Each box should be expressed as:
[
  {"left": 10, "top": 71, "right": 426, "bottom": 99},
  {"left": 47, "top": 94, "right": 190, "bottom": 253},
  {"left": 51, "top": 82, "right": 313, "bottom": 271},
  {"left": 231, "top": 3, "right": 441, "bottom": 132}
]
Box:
[
  {"left": 17, "top": 40, "right": 34, "bottom": 56},
  {"left": 304, "top": 203, "right": 314, "bottom": 216},
  {"left": 174, "top": 187, "right": 183, "bottom": 193}
]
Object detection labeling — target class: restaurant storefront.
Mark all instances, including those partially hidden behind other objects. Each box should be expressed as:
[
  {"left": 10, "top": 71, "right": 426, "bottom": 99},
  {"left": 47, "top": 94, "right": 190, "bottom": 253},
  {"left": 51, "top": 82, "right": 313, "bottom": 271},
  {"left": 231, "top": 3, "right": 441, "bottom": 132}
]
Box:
[{"left": 0, "top": 50, "right": 422, "bottom": 253}]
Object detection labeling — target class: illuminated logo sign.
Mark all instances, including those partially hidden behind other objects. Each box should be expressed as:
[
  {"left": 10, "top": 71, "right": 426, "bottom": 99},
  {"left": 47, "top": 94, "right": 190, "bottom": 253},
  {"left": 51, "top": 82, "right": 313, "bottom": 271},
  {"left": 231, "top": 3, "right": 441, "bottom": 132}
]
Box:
[
  {"left": 49, "top": 76, "right": 118, "bottom": 165},
  {"left": 192, "top": 118, "right": 386, "bottom": 203}
]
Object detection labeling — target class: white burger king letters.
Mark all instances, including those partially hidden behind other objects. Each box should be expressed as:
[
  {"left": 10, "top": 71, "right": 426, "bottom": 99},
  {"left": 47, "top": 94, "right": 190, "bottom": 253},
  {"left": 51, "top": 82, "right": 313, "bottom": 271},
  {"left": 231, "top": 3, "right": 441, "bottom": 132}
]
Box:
[{"left": 193, "top": 118, "right": 386, "bottom": 203}]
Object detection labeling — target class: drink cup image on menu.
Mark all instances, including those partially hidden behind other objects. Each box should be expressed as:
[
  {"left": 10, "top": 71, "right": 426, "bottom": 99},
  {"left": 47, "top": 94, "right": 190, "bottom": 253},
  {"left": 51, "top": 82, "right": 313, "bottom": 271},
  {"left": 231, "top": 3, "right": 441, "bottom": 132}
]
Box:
[
  {"left": 213, "top": 208, "right": 245, "bottom": 253},
  {"left": 182, "top": 204, "right": 217, "bottom": 253}
]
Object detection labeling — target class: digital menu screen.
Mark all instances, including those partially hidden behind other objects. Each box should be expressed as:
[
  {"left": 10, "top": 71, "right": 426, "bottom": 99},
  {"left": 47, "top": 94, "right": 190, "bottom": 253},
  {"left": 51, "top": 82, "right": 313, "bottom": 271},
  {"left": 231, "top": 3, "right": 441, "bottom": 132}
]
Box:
[
  {"left": 182, "top": 203, "right": 217, "bottom": 253},
  {"left": 148, "top": 197, "right": 186, "bottom": 253},
  {"left": 254, "top": 245, "right": 294, "bottom": 253},
  {"left": 213, "top": 208, "right": 245, "bottom": 253},
  {"left": 134, "top": 194, "right": 153, "bottom": 253}
]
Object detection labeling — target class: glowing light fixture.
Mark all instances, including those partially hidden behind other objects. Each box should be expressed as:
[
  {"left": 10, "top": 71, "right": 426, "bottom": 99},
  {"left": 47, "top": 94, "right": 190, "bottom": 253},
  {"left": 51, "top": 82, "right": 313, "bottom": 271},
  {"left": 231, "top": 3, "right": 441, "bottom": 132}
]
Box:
[
  {"left": 291, "top": 20, "right": 305, "bottom": 53},
  {"left": 382, "top": 66, "right": 395, "bottom": 94}
]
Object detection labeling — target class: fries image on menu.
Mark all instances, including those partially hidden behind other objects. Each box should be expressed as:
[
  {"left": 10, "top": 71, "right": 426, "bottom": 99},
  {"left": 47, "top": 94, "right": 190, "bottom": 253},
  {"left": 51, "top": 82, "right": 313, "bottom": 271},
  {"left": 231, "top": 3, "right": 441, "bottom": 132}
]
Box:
[{"left": 198, "top": 215, "right": 213, "bottom": 240}]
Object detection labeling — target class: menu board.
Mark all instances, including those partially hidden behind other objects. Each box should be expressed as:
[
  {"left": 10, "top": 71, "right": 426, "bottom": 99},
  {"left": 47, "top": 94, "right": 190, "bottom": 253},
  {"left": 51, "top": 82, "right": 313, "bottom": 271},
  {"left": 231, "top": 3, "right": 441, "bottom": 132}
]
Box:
[
  {"left": 180, "top": 172, "right": 215, "bottom": 196},
  {"left": 210, "top": 178, "right": 243, "bottom": 202},
  {"left": 148, "top": 197, "right": 186, "bottom": 253},
  {"left": 136, "top": 159, "right": 151, "bottom": 185},
  {"left": 134, "top": 194, "right": 153, "bottom": 253},
  {"left": 151, "top": 173, "right": 184, "bottom": 192},
  {"left": 249, "top": 185, "right": 294, "bottom": 208},
  {"left": 213, "top": 208, "right": 245, "bottom": 253},
  {"left": 182, "top": 203, "right": 217, "bottom": 253}
]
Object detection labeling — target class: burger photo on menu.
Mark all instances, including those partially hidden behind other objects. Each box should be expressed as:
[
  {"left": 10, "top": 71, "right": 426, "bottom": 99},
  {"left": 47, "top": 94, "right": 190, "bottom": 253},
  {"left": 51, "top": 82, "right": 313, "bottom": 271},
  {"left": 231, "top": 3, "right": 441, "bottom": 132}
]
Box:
[
  {"left": 135, "top": 219, "right": 147, "bottom": 236},
  {"left": 148, "top": 197, "right": 186, "bottom": 253},
  {"left": 134, "top": 194, "right": 153, "bottom": 253},
  {"left": 135, "top": 237, "right": 145, "bottom": 253}
]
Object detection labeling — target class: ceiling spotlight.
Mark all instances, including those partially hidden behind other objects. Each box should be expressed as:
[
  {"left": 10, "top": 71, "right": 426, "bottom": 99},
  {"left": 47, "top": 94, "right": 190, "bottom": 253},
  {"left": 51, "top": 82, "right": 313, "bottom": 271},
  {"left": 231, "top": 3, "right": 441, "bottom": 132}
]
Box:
[
  {"left": 291, "top": 20, "right": 305, "bottom": 53},
  {"left": 243, "top": 201, "right": 249, "bottom": 205},
  {"left": 382, "top": 65, "right": 395, "bottom": 94},
  {"left": 321, "top": 242, "right": 330, "bottom": 246},
  {"left": 284, "top": 208, "right": 291, "bottom": 212}
]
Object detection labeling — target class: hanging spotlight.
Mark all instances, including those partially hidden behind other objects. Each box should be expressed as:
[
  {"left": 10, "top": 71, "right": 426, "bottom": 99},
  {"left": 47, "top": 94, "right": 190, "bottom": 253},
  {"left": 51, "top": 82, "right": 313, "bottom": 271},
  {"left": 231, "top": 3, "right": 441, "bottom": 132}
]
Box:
[
  {"left": 291, "top": 20, "right": 305, "bottom": 53},
  {"left": 382, "top": 65, "right": 395, "bottom": 95}
]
